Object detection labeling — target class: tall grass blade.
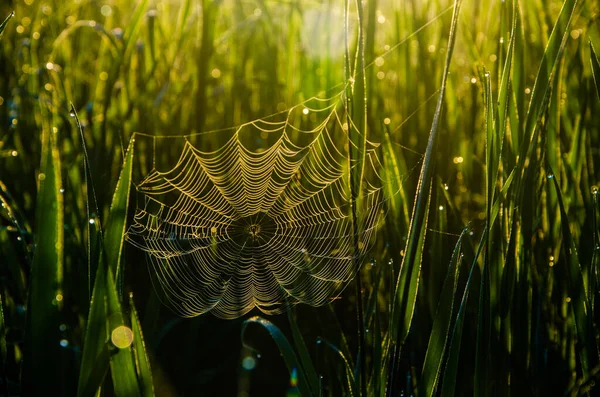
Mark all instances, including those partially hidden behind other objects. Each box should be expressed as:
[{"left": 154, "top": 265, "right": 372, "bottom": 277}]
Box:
[
  {"left": 288, "top": 309, "right": 320, "bottom": 395},
  {"left": 105, "top": 140, "right": 134, "bottom": 281},
  {"left": 22, "top": 122, "right": 64, "bottom": 394},
  {"left": 550, "top": 172, "right": 599, "bottom": 378},
  {"left": 418, "top": 231, "right": 465, "bottom": 397},
  {"left": 390, "top": 0, "right": 462, "bottom": 350},
  {"left": 130, "top": 295, "right": 155, "bottom": 397}
]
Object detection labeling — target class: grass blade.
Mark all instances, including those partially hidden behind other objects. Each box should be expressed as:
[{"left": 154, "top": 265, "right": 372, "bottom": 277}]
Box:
[
  {"left": 391, "top": 0, "right": 462, "bottom": 352},
  {"left": 22, "top": 122, "right": 64, "bottom": 394},
  {"left": 0, "top": 12, "right": 13, "bottom": 36},
  {"left": 550, "top": 172, "right": 599, "bottom": 378},
  {"left": 130, "top": 295, "right": 155, "bottom": 397},
  {"left": 242, "top": 316, "right": 315, "bottom": 397},
  {"left": 288, "top": 309, "right": 320, "bottom": 395},
  {"left": 105, "top": 139, "right": 134, "bottom": 281},
  {"left": 590, "top": 40, "right": 600, "bottom": 101},
  {"left": 418, "top": 231, "right": 465, "bottom": 397}
]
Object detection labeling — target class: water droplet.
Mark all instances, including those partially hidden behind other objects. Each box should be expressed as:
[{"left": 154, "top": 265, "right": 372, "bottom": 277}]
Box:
[
  {"left": 89, "top": 218, "right": 95, "bottom": 224},
  {"left": 38, "top": 173, "right": 46, "bottom": 181},
  {"left": 499, "top": 37, "right": 505, "bottom": 44},
  {"left": 444, "top": 184, "right": 449, "bottom": 190},
  {"left": 242, "top": 356, "right": 256, "bottom": 370},
  {"left": 547, "top": 174, "right": 554, "bottom": 179},
  {"left": 69, "top": 111, "right": 75, "bottom": 117},
  {"left": 365, "top": 328, "right": 369, "bottom": 333},
  {"left": 111, "top": 326, "right": 134, "bottom": 348},
  {"left": 592, "top": 186, "right": 598, "bottom": 195},
  {"left": 59, "top": 188, "right": 64, "bottom": 193},
  {"left": 302, "top": 108, "right": 309, "bottom": 115},
  {"left": 485, "top": 71, "right": 491, "bottom": 77},
  {"left": 316, "top": 337, "right": 322, "bottom": 345},
  {"left": 438, "top": 205, "right": 444, "bottom": 211}
]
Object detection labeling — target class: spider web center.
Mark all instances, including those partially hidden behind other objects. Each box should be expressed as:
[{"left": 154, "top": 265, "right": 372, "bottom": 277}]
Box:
[{"left": 229, "top": 213, "right": 277, "bottom": 249}]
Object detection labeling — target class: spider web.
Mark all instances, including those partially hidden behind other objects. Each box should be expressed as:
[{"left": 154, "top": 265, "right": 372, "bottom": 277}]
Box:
[{"left": 126, "top": 93, "right": 390, "bottom": 319}]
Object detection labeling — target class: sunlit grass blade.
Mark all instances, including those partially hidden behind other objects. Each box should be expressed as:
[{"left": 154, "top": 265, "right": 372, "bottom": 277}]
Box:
[
  {"left": 21, "top": 122, "right": 64, "bottom": 394},
  {"left": 390, "top": 0, "right": 462, "bottom": 351},
  {"left": 550, "top": 172, "right": 599, "bottom": 378},
  {"left": 105, "top": 139, "right": 134, "bottom": 281},
  {"left": 105, "top": 266, "right": 141, "bottom": 396},
  {"left": 590, "top": 41, "right": 600, "bottom": 101},
  {"left": 324, "top": 339, "right": 358, "bottom": 397},
  {"left": 418, "top": 231, "right": 465, "bottom": 397},
  {"left": 242, "top": 316, "right": 315, "bottom": 397},
  {"left": 130, "top": 294, "right": 155, "bottom": 397},
  {"left": 518, "top": 0, "right": 577, "bottom": 174}
]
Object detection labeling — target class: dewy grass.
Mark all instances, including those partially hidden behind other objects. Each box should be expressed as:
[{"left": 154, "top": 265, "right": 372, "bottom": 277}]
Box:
[{"left": 0, "top": 0, "right": 599, "bottom": 395}]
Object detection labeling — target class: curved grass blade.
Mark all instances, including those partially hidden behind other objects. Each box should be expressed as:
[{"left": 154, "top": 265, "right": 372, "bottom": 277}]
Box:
[
  {"left": 550, "top": 171, "right": 599, "bottom": 378},
  {"left": 130, "top": 295, "right": 155, "bottom": 397},
  {"left": 242, "top": 316, "right": 315, "bottom": 397},
  {"left": 22, "top": 122, "right": 64, "bottom": 395},
  {"left": 418, "top": 230, "right": 465, "bottom": 397}
]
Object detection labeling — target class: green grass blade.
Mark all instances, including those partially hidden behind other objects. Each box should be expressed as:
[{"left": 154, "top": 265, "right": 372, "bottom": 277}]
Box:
[
  {"left": 590, "top": 40, "right": 600, "bottom": 101},
  {"left": 78, "top": 344, "right": 112, "bottom": 397},
  {"left": 288, "top": 309, "right": 320, "bottom": 395},
  {"left": 105, "top": 140, "right": 134, "bottom": 280},
  {"left": 242, "top": 316, "right": 315, "bottom": 397},
  {"left": 521, "top": 0, "right": 577, "bottom": 163},
  {"left": 418, "top": 231, "right": 465, "bottom": 397},
  {"left": 391, "top": 0, "right": 462, "bottom": 348},
  {"left": 78, "top": 261, "right": 109, "bottom": 396},
  {"left": 130, "top": 295, "right": 155, "bottom": 397},
  {"left": 0, "top": 12, "right": 13, "bottom": 36},
  {"left": 106, "top": 268, "right": 141, "bottom": 396},
  {"left": 550, "top": 172, "right": 599, "bottom": 378},
  {"left": 22, "top": 124, "right": 64, "bottom": 394},
  {"left": 324, "top": 339, "right": 358, "bottom": 397}
]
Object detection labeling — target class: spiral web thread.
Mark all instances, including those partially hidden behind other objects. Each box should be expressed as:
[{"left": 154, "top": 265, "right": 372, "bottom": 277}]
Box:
[{"left": 127, "top": 93, "right": 391, "bottom": 319}]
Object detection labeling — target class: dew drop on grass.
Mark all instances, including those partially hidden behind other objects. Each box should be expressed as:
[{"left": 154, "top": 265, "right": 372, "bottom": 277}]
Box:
[
  {"left": 111, "top": 325, "right": 134, "bottom": 348},
  {"left": 242, "top": 356, "right": 256, "bottom": 370},
  {"left": 316, "top": 337, "right": 322, "bottom": 345},
  {"left": 69, "top": 111, "right": 75, "bottom": 117},
  {"left": 89, "top": 218, "right": 95, "bottom": 224},
  {"left": 592, "top": 186, "right": 598, "bottom": 195},
  {"left": 547, "top": 174, "right": 554, "bottom": 179}
]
